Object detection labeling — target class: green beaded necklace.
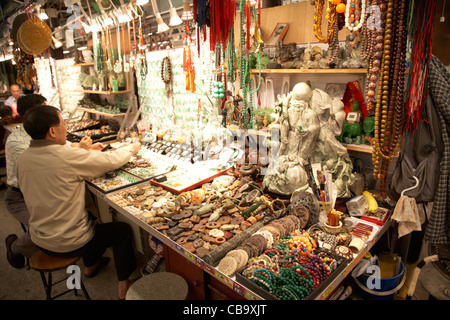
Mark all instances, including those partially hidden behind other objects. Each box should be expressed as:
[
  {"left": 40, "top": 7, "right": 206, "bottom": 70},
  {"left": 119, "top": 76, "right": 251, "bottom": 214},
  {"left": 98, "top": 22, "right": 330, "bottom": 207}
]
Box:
[{"left": 239, "top": 0, "right": 262, "bottom": 130}]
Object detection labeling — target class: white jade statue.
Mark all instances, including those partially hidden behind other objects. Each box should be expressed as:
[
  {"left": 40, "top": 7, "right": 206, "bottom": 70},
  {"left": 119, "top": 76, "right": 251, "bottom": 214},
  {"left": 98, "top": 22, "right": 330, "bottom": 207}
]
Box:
[{"left": 264, "top": 82, "right": 354, "bottom": 197}]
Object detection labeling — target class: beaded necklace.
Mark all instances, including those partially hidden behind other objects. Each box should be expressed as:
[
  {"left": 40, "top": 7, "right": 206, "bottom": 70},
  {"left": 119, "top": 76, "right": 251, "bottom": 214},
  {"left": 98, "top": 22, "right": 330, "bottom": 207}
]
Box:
[
  {"left": 312, "top": 0, "right": 337, "bottom": 44},
  {"left": 363, "top": 0, "right": 386, "bottom": 115},
  {"left": 240, "top": 1, "right": 262, "bottom": 130},
  {"left": 345, "top": 0, "right": 367, "bottom": 32},
  {"left": 372, "top": 0, "right": 408, "bottom": 196},
  {"left": 138, "top": 18, "right": 147, "bottom": 80},
  {"left": 113, "top": 24, "right": 123, "bottom": 73}
]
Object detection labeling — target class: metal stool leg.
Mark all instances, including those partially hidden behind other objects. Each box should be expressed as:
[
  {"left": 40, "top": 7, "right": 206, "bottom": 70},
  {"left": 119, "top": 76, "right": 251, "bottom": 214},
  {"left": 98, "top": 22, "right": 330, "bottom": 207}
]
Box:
[
  {"left": 79, "top": 278, "right": 91, "bottom": 300},
  {"left": 39, "top": 271, "right": 52, "bottom": 300}
]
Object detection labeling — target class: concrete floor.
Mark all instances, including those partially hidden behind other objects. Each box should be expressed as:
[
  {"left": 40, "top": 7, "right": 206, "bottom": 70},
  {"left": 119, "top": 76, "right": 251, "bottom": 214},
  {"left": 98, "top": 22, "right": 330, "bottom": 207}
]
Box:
[{"left": 0, "top": 186, "right": 148, "bottom": 300}]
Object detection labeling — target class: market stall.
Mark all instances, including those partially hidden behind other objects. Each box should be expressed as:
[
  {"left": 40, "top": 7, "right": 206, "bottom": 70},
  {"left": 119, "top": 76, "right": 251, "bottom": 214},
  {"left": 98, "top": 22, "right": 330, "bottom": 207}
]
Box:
[{"left": 3, "top": 0, "right": 447, "bottom": 301}]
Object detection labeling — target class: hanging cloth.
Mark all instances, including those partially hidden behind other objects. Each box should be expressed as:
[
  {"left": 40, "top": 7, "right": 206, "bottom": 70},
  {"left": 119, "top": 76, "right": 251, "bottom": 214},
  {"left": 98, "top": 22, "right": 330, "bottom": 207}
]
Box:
[{"left": 392, "top": 195, "right": 423, "bottom": 238}]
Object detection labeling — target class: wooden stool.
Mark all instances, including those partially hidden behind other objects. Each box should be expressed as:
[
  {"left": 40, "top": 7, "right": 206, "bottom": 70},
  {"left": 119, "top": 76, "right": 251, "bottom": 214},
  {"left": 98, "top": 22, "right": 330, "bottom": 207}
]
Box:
[
  {"left": 126, "top": 272, "right": 188, "bottom": 300},
  {"left": 29, "top": 250, "right": 91, "bottom": 300}
]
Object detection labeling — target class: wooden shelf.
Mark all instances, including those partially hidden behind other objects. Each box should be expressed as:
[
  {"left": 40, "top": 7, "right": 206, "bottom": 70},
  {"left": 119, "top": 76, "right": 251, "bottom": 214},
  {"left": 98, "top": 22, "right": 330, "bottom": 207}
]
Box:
[
  {"left": 343, "top": 143, "right": 373, "bottom": 154},
  {"left": 251, "top": 68, "right": 367, "bottom": 74},
  {"left": 74, "top": 62, "right": 95, "bottom": 67},
  {"left": 75, "top": 106, "right": 133, "bottom": 118},
  {"left": 74, "top": 90, "right": 131, "bottom": 95}
]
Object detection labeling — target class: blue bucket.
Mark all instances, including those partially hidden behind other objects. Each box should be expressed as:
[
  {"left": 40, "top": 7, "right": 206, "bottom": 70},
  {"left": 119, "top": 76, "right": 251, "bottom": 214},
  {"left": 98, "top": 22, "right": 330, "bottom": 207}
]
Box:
[{"left": 355, "top": 260, "right": 406, "bottom": 300}]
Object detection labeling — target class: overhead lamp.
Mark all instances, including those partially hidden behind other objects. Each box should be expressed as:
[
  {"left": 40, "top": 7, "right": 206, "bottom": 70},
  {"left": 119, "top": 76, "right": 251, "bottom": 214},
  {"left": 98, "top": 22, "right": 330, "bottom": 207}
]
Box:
[
  {"left": 117, "top": 8, "right": 132, "bottom": 23},
  {"left": 151, "top": 0, "right": 169, "bottom": 33},
  {"left": 102, "top": 13, "right": 114, "bottom": 27},
  {"left": 136, "top": 0, "right": 149, "bottom": 5},
  {"left": 81, "top": 21, "right": 91, "bottom": 33},
  {"left": 52, "top": 36, "right": 63, "bottom": 49},
  {"left": 156, "top": 13, "right": 169, "bottom": 33},
  {"left": 168, "top": 0, "right": 182, "bottom": 27},
  {"left": 39, "top": 9, "right": 49, "bottom": 20},
  {"left": 248, "top": 0, "right": 258, "bottom": 7},
  {"left": 181, "top": 0, "right": 194, "bottom": 21}
]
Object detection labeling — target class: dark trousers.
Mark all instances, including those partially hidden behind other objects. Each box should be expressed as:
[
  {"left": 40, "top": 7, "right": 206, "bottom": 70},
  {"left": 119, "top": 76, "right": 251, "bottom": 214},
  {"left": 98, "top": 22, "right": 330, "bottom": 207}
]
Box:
[{"left": 40, "top": 222, "right": 137, "bottom": 281}]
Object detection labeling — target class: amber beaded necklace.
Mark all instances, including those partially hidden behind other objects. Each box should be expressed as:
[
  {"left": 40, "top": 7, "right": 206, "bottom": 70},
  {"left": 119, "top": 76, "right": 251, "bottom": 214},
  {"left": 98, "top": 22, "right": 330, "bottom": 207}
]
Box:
[{"left": 312, "top": 0, "right": 337, "bottom": 44}]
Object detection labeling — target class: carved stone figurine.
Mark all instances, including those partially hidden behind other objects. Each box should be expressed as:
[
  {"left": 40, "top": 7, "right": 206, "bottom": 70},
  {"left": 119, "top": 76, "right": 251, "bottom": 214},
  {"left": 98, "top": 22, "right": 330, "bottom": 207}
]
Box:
[{"left": 263, "top": 82, "right": 354, "bottom": 197}]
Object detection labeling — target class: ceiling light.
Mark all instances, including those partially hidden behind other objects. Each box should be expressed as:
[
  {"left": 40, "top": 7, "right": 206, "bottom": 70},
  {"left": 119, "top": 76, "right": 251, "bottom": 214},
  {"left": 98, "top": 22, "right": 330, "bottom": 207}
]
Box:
[
  {"left": 39, "top": 9, "right": 49, "bottom": 20},
  {"left": 181, "top": 0, "right": 194, "bottom": 21},
  {"left": 156, "top": 13, "right": 169, "bottom": 33},
  {"left": 168, "top": 0, "right": 182, "bottom": 27},
  {"left": 77, "top": 46, "right": 88, "bottom": 51},
  {"left": 63, "top": 50, "right": 70, "bottom": 54},
  {"left": 53, "top": 36, "right": 63, "bottom": 49},
  {"left": 136, "top": 0, "right": 149, "bottom": 5}
]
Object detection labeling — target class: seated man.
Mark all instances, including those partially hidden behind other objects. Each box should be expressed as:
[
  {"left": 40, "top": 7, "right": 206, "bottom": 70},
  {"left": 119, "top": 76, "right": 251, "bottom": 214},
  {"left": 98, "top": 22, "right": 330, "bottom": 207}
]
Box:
[
  {"left": 16, "top": 105, "right": 141, "bottom": 299},
  {"left": 5, "top": 94, "right": 100, "bottom": 269}
]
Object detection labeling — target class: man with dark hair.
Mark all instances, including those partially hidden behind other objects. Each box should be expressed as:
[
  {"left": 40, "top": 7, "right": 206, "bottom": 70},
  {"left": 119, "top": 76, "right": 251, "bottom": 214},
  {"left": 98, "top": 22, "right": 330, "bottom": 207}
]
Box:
[
  {"left": 4, "top": 94, "right": 48, "bottom": 268},
  {"left": 4, "top": 84, "right": 23, "bottom": 115},
  {"left": 17, "top": 105, "right": 141, "bottom": 299},
  {"left": 4, "top": 95, "right": 101, "bottom": 269}
]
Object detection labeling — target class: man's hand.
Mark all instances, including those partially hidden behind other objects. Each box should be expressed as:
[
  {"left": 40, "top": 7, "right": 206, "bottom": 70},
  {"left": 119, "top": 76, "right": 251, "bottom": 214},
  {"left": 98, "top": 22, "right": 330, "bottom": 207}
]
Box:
[
  {"left": 79, "top": 136, "right": 93, "bottom": 150},
  {"left": 130, "top": 142, "right": 141, "bottom": 155},
  {"left": 90, "top": 143, "right": 105, "bottom": 151}
]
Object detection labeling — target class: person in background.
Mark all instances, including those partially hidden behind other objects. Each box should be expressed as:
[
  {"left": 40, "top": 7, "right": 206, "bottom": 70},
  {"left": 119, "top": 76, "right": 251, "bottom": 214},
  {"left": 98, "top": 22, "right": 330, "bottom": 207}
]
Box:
[
  {"left": 4, "top": 94, "right": 97, "bottom": 269},
  {"left": 4, "top": 84, "right": 23, "bottom": 115},
  {"left": 0, "top": 103, "right": 20, "bottom": 189},
  {"left": 16, "top": 105, "right": 141, "bottom": 300},
  {"left": 0, "top": 103, "right": 20, "bottom": 156}
]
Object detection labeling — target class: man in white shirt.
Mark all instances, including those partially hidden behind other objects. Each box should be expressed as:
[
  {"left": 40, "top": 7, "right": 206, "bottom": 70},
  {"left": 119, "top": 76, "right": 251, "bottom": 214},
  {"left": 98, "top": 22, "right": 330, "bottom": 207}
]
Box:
[{"left": 4, "top": 84, "right": 23, "bottom": 115}]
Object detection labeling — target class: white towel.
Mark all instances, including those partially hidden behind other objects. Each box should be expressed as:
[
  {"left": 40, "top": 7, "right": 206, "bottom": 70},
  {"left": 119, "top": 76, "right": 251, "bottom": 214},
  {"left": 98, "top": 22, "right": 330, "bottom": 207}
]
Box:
[{"left": 391, "top": 195, "right": 422, "bottom": 238}]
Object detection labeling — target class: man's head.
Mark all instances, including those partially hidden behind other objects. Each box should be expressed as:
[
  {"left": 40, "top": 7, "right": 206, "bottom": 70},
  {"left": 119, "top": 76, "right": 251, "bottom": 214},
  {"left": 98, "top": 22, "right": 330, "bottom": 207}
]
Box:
[
  {"left": 23, "top": 105, "right": 67, "bottom": 144},
  {"left": 10, "top": 84, "right": 22, "bottom": 100},
  {"left": 17, "top": 94, "right": 46, "bottom": 118},
  {"left": 0, "top": 104, "right": 15, "bottom": 124}
]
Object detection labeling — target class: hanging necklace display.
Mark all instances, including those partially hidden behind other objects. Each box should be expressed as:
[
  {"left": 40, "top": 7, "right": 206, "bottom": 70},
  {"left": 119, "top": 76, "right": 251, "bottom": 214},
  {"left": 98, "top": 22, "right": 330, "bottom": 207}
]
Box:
[
  {"left": 226, "top": 26, "right": 236, "bottom": 83},
  {"left": 160, "top": 55, "right": 174, "bottom": 122},
  {"left": 363, "top": 0, "right": 385, "bottom": 115},
  {"left": 93, "top": 30, "right": 104, "bottom": 75},
  {"left": 372, "top": 0, "right": 409, "bottom": 200},
  {"left": 138, "top": 15, "right": 148, "bottom": 80},
  {"left": 130, "top": 9, "right": 138, "bottom": 70},
  {"left": 240, "top": 0, "right": 262, "bottom": 130},
  {"left": 114, "top": 23, "right": 123, "bottom": 73},
  {"left": 123, "top": 20, "right": 130, "bottom": 73},
  {"left": 212, "top": 45, "right": 225, "bottom": 99},
  {"left": 183, "top": 21, "right": 196, "bottom": 93},
  {"left": 312, "top": 0, "right": 337, "bottom": 44},
  {"left": 328, "top": 21, "right": 339, "bottom": 65},
  {"left": 345, "top": 0, "right": 367, "bottom": 32},
  {"left": 106, "top": 27, "right": 116, "bottom": 72}
]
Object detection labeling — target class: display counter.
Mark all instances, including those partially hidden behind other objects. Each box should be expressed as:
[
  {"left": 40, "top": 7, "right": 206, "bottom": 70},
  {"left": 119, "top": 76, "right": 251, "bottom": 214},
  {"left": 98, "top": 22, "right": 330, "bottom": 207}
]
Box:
[{"left": 87, "top": 177, "right": 392, "bottom": 300}]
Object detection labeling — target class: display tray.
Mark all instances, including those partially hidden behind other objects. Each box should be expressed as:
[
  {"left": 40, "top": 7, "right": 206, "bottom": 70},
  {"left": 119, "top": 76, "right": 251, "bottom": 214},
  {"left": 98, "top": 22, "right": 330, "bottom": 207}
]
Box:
[
  {"left": 149, "top": 167, "right": 228, "bottom": 194},
  {"left": 86, "top": 169, "right": 144, "bottom": 194},
  {"left": 120, "top": 155, "right": 174, "bottom": 180},
  {"left": 235, "top": 251, "right": 349, "bottom": 300},
  {"left": 69, "top": 130, "right": 117, "bottom": 140}
]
